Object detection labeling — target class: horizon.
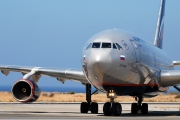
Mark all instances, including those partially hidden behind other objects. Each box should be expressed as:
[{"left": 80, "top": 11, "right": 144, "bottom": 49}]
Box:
[{"left": 0, "top": 85, "right": 177, "bottom": 94}]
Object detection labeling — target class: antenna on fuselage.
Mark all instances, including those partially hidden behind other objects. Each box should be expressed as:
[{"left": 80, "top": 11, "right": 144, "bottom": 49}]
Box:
[{"left": 154, "top": 0, "right": 166, "bottom": 49}]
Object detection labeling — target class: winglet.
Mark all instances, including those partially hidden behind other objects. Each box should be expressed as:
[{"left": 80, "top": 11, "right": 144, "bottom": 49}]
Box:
[{"left": 154, "top": 0, "right": 166, "bottom": 49}]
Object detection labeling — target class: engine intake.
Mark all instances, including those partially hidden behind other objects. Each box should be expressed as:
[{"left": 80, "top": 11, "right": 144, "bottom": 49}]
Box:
[{"left": 12, "top": 79, "right": 41, "bottom": 102}]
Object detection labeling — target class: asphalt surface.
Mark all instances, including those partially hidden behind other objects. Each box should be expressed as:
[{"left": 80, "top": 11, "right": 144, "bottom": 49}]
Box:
[{"left": 0, "top": 102, "right": 180, "bottom": 119}]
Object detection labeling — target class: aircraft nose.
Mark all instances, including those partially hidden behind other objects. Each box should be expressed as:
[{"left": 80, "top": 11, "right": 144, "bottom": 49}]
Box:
[{"left": 89, "top": 51, "right": 112, "bottom": 73}]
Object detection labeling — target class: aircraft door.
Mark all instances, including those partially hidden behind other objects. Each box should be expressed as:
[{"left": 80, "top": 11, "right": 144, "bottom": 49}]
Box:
[{"left": 130, "top": 40, "right": 140, "bottom": 62}]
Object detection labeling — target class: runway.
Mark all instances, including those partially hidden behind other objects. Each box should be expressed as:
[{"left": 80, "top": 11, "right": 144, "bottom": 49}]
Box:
[{"left": 0, "top": 102, "right": 180, "bottom": 120}]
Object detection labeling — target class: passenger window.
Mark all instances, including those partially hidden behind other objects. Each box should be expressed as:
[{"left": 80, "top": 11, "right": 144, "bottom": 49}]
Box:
[
  {"left": 92, "top": 43, "right": 101, "bottom": 48},
  {"left": 113, "top": 43, "right": 117, "bottom": 49},
  {"left": 115, "top": 43, "right": 123, "bottom": 50},
  {"left": 86, "top": 43, "right": 92, "bottom": 50},
  {"left": 102, "top": 43, "right": 111, "bottom": 48}
]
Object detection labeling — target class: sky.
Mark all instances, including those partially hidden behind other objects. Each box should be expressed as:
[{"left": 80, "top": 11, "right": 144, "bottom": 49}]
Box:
[{"left": 0, "top": 0, "right": 180, "bottom": 91}]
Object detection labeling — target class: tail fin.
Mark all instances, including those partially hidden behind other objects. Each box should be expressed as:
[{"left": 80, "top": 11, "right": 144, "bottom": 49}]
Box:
[{"left": 154, "top": 0, "right": 166, "bottom": 49}]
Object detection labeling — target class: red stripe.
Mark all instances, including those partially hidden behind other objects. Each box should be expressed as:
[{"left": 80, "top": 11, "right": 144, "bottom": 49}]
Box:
[{"left": 94, "top": 83, "right": 159, "bottom": 87}]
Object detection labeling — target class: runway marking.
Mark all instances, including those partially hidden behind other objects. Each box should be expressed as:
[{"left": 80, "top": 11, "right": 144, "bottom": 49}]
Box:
[{"left": 0, "top": 103, "right": 180, "bottom": 119}]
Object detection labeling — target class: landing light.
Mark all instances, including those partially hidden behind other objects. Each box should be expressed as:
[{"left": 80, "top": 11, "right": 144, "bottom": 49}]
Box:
[{"left": 107, "top": 90, "right": 117, "bottom": 98}]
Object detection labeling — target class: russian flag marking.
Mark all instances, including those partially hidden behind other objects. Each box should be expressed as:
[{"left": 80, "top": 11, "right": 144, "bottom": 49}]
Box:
[{"left": 120, "top": 55, "right": 125, "bottom": 61}]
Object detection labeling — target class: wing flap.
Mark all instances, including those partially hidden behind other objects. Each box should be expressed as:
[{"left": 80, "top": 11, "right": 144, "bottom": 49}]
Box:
[{"left": 0, "top": 65, "right": 33, "bottom": 74}]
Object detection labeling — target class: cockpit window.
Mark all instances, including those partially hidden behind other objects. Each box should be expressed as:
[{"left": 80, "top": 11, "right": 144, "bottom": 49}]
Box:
[
  {"left": 113, "top": 43, "right": 117, "bottom": 49},
  {"left": 115, "top": 43, "right": 123, "bottom": 50},
  {"left": 86, "top": 43, "right": 92, "bottom": 50},
  {"left": 86, "top": 42, "right": 122, "bottom": 50},
  {"left": 92, "top": 42, "right": 101, "bottom": 48},
  {"left": 102, "top": 43, "right": 111, "bottom": 48}
]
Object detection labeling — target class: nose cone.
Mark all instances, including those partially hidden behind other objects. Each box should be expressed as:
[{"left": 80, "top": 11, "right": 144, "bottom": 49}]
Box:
[{"left": 89, "top": 51, "right": 112, "bottom": 74}]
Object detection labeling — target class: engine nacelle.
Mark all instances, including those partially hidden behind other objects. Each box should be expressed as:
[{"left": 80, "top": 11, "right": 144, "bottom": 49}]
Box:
[{"left": 12, "top": 79, "right": 41, "bottom": 102}]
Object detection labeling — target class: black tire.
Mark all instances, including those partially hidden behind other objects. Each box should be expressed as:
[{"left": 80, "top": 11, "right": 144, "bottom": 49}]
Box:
[
  {"left": 80, "top": 102, "right": 89, "bottom": 113},
  {"left": 103, "top": 102, "right": 112, "bottom": 116},
  {"left": 112, "top": 102, "right": 122, "bottom": 116},
  {"left": 141, "top": 103, "right": 148, "bottom": 114},
  {"left": 131, "top": 103, "right": 138, "bottom": 114},
  {"left": 90, "top": 102, "right": 98, "bottom": 114}
]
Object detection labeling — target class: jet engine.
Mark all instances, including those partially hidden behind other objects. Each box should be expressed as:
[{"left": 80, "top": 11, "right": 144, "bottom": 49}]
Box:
[{"left": 12, "top": 79, "right": 41, "bottom": 102}]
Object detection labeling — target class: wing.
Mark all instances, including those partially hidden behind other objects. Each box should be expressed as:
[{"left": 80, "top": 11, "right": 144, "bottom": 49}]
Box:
[
  {"left": 159, "top": 61, "right": 180, "bottom": 87},
  {"left": 0, "top": 65, "right": 88, "bottom": 84}
]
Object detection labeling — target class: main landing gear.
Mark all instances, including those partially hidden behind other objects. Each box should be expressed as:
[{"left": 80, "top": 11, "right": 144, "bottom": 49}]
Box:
[
  {"left": 131, "top": 97, "right": 148, "bottom": 114},
  {"left": 80, "top": 84, "right": 98, "bottom": 114},
  {"left": 80, "top": 85, "right": 148, "bottom": 116}
]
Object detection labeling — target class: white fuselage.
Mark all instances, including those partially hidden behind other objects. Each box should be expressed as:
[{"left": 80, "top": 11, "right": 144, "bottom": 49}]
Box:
[{"left": 82, "top": 29, "right": 172, "bottom": 97}]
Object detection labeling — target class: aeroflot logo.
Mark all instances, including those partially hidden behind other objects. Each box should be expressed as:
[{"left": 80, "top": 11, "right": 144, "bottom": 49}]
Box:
[{"left": 157, "top": 17, "right": 164, "bottom": 49}]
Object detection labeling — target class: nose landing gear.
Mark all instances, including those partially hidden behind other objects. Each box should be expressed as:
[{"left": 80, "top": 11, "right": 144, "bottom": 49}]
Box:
[
  {"left": 103, "top": 90, "right": 122, "bottom": 116},
  {"left": 131, "top": 97, "right": 148, "bottom": 114}
]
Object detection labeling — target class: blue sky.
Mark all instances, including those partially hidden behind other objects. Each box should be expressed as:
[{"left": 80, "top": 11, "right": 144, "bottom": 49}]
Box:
[{"left": 0, "top": 0, "right": 180, "bottom": 91}]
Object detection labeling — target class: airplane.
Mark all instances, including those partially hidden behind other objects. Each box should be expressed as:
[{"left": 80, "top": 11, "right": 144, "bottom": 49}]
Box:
[{"left": 0, "top": 0, "right": 179, "bottom": 116}]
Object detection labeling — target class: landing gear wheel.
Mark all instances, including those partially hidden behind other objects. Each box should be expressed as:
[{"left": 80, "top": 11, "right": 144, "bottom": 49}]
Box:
[
  {"left": 141, "top": 103, "right": 148, "bottom": 114},
  {"left": 112, "top": 102, "right": 122, "bottom": 116},
  {"left": 103, "top": 102, "right": 112, "bottom": 116},
  {"left": 131, "top": 103, "right": 138, "bottom": 114},
  {"left": 80, "top": 102, "right": 89, "bottom": 113},
  {"left": 90, "top": 102, "right": 98, "bottom": 114}
]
